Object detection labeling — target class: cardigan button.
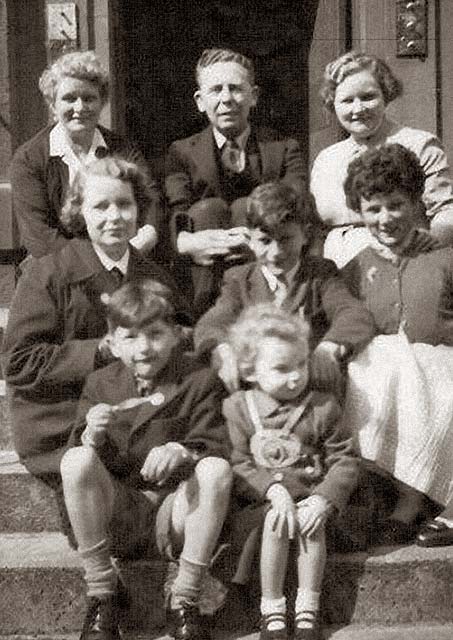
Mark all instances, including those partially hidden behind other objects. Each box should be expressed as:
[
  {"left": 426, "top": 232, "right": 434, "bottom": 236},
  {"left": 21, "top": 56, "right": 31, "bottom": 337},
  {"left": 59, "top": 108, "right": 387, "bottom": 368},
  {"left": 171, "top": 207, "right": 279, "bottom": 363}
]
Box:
[{"left": 273, "top": 472, "right": 284, "bottom": 482}]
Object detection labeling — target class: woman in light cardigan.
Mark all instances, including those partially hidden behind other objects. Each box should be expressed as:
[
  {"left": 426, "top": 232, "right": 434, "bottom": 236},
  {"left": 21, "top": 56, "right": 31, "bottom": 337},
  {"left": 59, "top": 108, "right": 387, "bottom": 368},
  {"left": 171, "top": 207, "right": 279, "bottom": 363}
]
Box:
[{"left": 311, "top": 51, "right": 453, "bottom": 268}]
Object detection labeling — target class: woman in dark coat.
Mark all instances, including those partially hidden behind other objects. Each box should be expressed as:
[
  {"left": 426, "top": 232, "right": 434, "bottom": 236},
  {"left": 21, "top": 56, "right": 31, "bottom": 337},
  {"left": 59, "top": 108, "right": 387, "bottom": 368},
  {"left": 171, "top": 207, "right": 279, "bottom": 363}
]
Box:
[
  {"left": 10, "top": 50, "right": 162, "bottom": 259},
  {"left": 2, "top": 155, "right": 182, "bottom": 479}
]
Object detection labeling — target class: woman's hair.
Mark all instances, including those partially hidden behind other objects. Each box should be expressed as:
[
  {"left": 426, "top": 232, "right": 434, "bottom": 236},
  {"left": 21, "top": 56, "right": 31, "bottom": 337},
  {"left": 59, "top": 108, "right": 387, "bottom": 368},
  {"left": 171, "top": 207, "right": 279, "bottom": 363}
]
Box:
[
  {"left": 61, "top": 155, "right": 153, "bottom": 236},
  {"left": 228, "top": 304, "right": 311, "bottom": 379},
  {"left": 103, "top": 279, "right": 180, "bottom": 331},
  {"left": 196, "top": 47, "right": 255, "bottom": 86},
  {"left": 344, "top": 143, "right": 426, "bottom": 212},
  {"left": 246, "top": 182, "right": 318, "bottom": 240},
  {"left": 39, "top": 50, "right": 109, "bottom": 109},
  {"left": 320, "top": 51, "right": 403, "bottom": 112}
]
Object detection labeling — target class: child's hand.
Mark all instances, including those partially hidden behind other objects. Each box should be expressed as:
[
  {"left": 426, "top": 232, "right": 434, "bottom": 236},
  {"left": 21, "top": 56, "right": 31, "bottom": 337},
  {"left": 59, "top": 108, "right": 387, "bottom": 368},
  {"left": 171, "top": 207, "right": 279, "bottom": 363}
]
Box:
[
  {"left": 177, "top": 229, "right": 249, "bottom": 265},
  {"left": 212, "top": 343, "right": 240, "bottom": 393},
  {"left": 311, "top": 341, "right": 345, "bottom": 395},
  {"left": 82, "top": 403, "right": 116, "bottom": 447},
  {"left": 296, "top": 494, "right": 332, "bottom": 538},
  {"left": 266, "top": 483, "right": 297, "bottom": 539},
  {"left": 140, "top": 442, "right": 191, "bottom": 485},
  {"left": 129, "top": 224, "right": 158, "bottom": 253}
]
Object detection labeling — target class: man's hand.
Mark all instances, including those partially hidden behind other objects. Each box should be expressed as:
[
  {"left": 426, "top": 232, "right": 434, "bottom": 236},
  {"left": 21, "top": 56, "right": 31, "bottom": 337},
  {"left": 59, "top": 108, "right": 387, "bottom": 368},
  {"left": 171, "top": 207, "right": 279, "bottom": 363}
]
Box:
[
  {"left": 311, "top": 341, "right": 345, "bottom": 395},
  {"left": 130, "top": 224, "right": 158, "bottom": 253},
  {"left": 266, "top": 483, "right": 297, "bottom": 539},
  {"left": 140, "top": 442, "right": 191, "bottom": 485},
  {"left": 177, "top": 227, "right": 250, "bottom": 265},
  {"left": 297, "top": 494, "right": 332, "bottom": 538},
  {"left": 212, "top": 343, "right": 240, "bottom": 393},
  {"left": 81, "top": 403, "right": 116, "bottom": 448}
]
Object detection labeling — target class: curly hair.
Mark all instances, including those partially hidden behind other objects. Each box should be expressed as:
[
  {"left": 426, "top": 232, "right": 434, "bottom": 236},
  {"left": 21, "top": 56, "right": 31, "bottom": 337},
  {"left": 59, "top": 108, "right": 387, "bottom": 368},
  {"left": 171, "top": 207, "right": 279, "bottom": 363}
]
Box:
[
  {"left": 344, "top": 143, "right": 426, "bottom": 213},
  {"left": 196, "top": 47, "right": 255, "bottom": 86},
  {"left": 320, "top": 51, "right": 403, "bottom": 112},
  {"left": 228, "top": 304, "right": 311, "bottom": 379},
  {"left": 39, "top": 50, "right": 109, "bottom": 109},
  {"left": 61, "top": 155, "right": 154, "bottom": 237},
  {"left": 102, "top": 279, "right": 181, "bottom": 331},
  {"left": 246, "top": 182, "right": 317, "bottom": 240}
]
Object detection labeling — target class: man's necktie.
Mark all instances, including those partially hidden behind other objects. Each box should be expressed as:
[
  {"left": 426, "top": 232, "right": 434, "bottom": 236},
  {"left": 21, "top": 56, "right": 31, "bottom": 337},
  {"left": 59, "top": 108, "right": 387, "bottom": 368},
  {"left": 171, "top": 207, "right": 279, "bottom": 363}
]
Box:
[
  {"left": 222, "top": 139, "right": 243, "bottom": 173},
  {"left": 110, "top": 267, "right": 124, "bottom": 288}
]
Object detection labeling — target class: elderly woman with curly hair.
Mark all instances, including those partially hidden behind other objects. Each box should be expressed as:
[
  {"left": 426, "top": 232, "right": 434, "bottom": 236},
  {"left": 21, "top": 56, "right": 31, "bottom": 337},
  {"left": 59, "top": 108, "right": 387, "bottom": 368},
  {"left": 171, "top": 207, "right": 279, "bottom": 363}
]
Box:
[
  {"left": 10, "top": 50, "right": 161, "bottom": 259},
  {"left": 2, "top": 155, "right": 184, "bottom": 482},
  {"left": 311, "top": 51, "right": 453, "bottom": 267}
]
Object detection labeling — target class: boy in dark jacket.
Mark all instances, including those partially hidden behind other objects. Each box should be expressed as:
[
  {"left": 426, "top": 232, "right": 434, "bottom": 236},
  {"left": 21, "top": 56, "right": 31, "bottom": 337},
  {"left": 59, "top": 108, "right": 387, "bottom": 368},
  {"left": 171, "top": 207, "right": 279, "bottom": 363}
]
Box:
[
  {"left": 62, "top": 279, "right": 231, "bottom": 640},
  {"left": 194, "top": 181, "right": 375, "bottom": 395}
]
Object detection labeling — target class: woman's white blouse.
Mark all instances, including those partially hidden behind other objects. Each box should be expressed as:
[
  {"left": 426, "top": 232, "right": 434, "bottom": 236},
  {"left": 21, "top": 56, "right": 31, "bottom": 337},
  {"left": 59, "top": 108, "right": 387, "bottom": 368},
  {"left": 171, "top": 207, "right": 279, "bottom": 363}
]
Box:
[{"left": 310, "top": 120, "right": 453, "bottom": 227}]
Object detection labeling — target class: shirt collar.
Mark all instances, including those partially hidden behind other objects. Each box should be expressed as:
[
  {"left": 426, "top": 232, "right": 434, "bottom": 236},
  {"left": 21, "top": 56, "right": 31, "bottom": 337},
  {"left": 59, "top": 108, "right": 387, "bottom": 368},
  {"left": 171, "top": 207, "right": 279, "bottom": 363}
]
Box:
[
  {"left": 92, "top": 244, "right": 130, "bottom": 275},
  {"left": 260, "top": 260, "right": 301, "bottom": 292},
  {"left": 213, "top": 125, "right": 250, "bottom": 151},
  {"left": 49, "top": 123, "right": 107, "bottom": 159}
]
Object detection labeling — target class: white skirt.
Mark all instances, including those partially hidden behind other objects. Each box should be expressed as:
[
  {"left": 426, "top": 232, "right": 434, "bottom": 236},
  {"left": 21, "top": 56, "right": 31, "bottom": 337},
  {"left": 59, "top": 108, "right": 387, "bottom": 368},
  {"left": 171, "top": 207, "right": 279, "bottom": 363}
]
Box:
[{"left": 342, "top": 332, "right": 453, "bottom": 506}]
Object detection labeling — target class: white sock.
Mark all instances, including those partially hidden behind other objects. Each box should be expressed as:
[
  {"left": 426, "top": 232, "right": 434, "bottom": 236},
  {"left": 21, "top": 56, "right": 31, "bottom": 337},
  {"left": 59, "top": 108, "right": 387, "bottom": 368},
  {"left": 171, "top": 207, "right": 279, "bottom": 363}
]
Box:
[
  {"left": 260, "top": 596, "right": 286, "bottom": 631},
  {"left": 295, "top": 589, "right": 320, "bottom": 629},
  {"left": 79, "top": 539, "right": 116, "bottom": 598}
]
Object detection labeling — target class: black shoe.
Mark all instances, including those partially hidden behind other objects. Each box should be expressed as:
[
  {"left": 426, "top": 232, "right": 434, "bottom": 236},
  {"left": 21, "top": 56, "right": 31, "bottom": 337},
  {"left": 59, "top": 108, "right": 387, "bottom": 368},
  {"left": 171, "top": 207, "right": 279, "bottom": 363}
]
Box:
[
  {"left": 79, "top": 595, "right": 122, "bottom": 640},
  {"left": 259, "top": 612, "right": 288, "bottom": 640},
  {"left": 166, "top": 603, "right": 212, "bottom": 640},
  {"left": 294, "top": 612, "right": 321, "bottom": 640},
  {"left": 416, "top": 519, "right": 453, "bottom": 547}
]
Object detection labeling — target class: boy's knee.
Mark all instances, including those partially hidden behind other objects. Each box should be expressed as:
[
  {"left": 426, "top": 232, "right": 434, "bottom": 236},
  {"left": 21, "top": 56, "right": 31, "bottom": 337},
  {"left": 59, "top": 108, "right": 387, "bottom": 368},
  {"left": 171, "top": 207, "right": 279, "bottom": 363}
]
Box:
[
  {"left": 188, "top": 198, "right": 230, "bottom": 230},
  {"left": 195, "top": 456, "right": 233, "bottom": 494},
  {"left": 60, "top": 446, "right": 105, "bottom": 487}
]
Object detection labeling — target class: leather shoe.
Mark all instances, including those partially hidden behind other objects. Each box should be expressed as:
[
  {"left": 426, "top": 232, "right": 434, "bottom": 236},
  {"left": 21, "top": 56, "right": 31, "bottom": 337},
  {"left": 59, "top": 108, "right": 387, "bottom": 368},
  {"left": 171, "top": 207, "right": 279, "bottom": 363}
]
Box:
[
  {"left": 259, "top": 612, "right": 288, "bottom": 639},
  {"left": 416, "top": 519, "right": 453, "bottom": 547},
  {"left": 79, "top": 594, "right": 122, "bottom": 640},
  {"left": 166, "top": 604, "right": 212, "bottom": 640}
]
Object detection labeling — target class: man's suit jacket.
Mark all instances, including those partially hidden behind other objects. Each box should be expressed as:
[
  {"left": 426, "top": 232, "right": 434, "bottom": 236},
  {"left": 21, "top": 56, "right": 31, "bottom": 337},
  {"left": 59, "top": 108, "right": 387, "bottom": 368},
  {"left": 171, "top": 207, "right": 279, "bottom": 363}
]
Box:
[
  {"left": 10, "top": 125, "right": 164, "bottom": 258},
  {"left": 194, "top": 255, "right": 376, "bottom": 356},
  {"left": 165, "top": 125, "right": 306, "bottom": 232},
  {"left": 69, "top": 353, "right": 228, "bottom": 489},
  {"left": 2, "top": 238, "right": 179, "bottom": 475}
]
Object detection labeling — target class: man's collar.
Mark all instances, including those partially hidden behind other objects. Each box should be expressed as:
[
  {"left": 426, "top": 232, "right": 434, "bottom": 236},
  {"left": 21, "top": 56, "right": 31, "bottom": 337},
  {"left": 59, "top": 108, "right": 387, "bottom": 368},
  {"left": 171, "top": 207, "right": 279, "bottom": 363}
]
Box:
[
  {"left": 92, "top": 244, "right": 130, "bottom": 275},
  {"left": 212, "top": 125, "right": 251, "bottom": 151},
  {"left": 49, "top": 123, "right": 107, "bottom": 158}
]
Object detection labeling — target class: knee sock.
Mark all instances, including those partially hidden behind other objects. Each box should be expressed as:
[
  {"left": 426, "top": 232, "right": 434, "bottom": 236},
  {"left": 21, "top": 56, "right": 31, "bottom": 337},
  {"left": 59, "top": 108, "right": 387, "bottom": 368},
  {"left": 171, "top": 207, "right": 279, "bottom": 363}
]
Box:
[
  {"left": 79, "top": 539, "right": 117, "bottom": 599},
  {"left": 260, "top": 596, "right": 286, "bottom": 631},
  {"left": 295, "top": 589, "right": 320, "bottom": 629},
  {"left": 171, "top": 555, "right": 208, "bottom": 609}
]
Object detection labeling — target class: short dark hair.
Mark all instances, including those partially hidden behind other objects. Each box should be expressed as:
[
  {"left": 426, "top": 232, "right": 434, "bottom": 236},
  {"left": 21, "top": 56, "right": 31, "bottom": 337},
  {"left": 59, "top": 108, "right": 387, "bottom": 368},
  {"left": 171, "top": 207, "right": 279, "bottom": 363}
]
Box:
[
  {"left": 61, "top": 155, "right": 154, "bottom": 237},
  {"left": 344, "top": 143, "right": 426, "bottom": 213},
  {"left": 246, "top": 182, "right": 316, "bottom": 238},
  {"left": 196, "top": 48, "right": 255, "bottom": 86},
  {"left": 103, "top": 279, "right": 181, "bottom": 332},
  {"left": 320, "top": 51, "right": 403, "bottom": 112}
]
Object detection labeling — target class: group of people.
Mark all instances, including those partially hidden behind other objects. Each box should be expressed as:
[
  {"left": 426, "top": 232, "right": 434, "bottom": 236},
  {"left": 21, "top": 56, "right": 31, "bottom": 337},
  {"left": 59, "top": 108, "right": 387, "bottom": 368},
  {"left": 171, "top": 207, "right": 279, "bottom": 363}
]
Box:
[{"left": 3, "top": 45, "right": 453, "bottom": 640}]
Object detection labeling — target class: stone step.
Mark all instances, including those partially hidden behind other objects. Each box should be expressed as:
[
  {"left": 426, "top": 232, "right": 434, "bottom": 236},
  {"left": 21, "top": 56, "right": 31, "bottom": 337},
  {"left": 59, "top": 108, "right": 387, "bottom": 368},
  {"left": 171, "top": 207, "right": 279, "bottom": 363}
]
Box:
[
  {"left": 0, "top": 382, "right": 12, "bottom": 450},
  {"left": 1, "top": 533, "right": 453, "bottom": 635},
  {"left": 0, "top": 452, "right": 61, "bottom": 532},
  {"left": 3, "top": 627, "right": 453, "bottom": 640}
]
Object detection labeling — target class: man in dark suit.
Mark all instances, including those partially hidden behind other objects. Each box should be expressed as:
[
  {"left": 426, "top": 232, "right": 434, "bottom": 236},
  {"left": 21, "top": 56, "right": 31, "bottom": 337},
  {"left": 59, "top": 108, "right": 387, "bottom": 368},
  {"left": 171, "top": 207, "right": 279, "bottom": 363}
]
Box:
[{"left": 165, "top": 48, "right": 306, "bottom": 316}]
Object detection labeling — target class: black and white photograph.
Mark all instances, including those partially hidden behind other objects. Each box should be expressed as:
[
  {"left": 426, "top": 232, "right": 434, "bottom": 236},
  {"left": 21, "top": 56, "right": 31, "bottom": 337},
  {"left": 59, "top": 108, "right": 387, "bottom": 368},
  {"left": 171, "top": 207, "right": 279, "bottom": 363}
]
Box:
[{"left": 0, "top": 1, "right": 452, "bottom": 639}]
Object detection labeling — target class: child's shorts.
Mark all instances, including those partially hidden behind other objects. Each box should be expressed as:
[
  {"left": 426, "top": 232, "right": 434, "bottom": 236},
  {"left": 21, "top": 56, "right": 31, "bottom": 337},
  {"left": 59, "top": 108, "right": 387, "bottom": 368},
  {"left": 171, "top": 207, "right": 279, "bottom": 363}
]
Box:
[{"left": 108, "top": 479, "right": 180, "bottom": 561}]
